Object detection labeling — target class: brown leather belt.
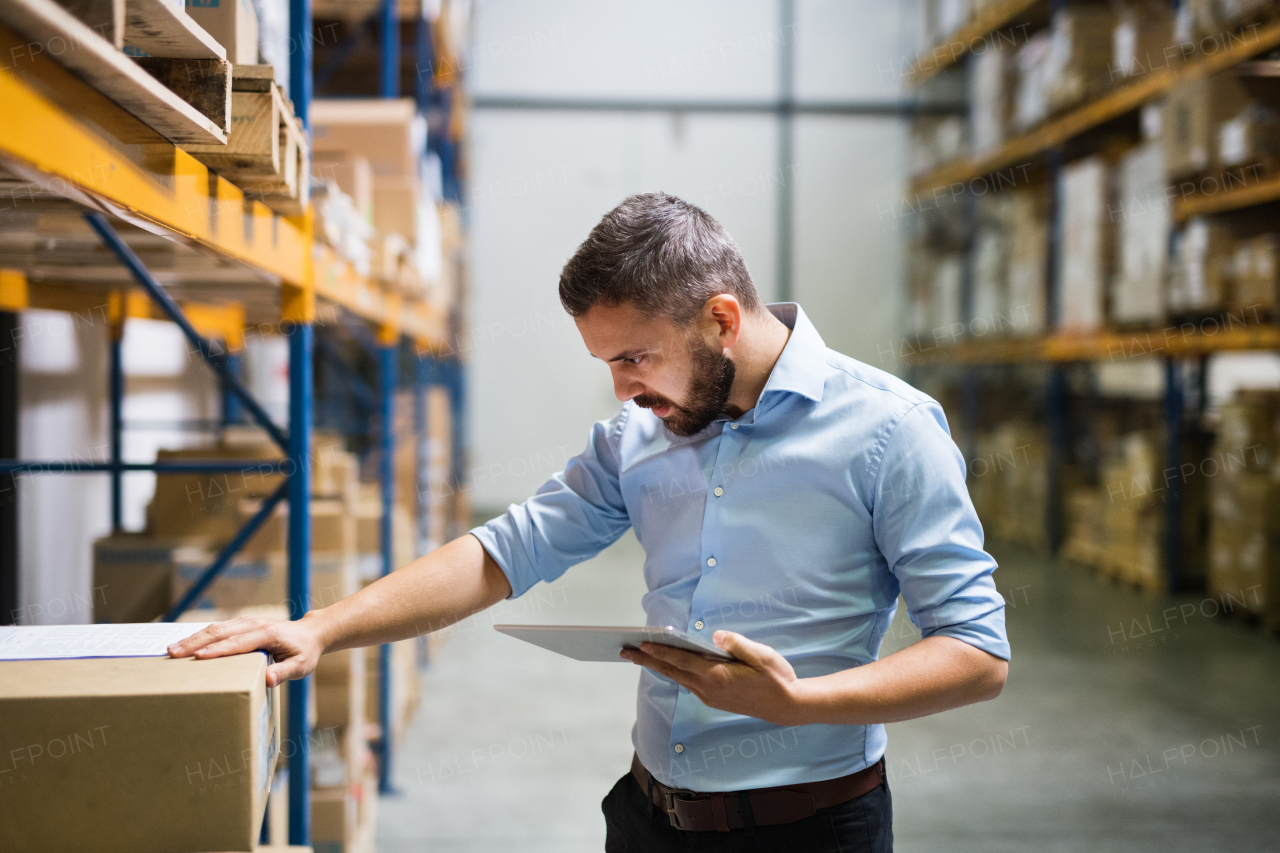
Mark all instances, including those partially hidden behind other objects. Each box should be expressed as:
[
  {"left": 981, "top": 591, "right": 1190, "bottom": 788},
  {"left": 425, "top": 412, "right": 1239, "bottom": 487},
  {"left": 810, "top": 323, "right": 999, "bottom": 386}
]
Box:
[{"left": 630, "top": 752, "right": 885, "bottom": 832}]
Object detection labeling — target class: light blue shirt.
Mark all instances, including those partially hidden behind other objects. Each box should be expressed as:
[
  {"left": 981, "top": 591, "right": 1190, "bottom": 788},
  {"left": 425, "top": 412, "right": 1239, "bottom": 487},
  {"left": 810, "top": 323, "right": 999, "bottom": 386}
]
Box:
[{"left": 472, "top": 303, "right": 1010, "bottom": 791}]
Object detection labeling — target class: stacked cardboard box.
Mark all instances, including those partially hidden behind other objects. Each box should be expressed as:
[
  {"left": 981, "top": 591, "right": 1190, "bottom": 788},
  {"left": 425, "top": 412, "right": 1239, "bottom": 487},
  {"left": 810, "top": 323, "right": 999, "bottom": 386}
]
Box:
[
  {"left": 1062, "top": 486, "right": 1106, "bottom": 566},
  {"left": 970, "top": 41, "right": 1013, "bottom": 156},
  {"left": 969, "top": 422, "right": 1047, "bottom": 549},
  {"left": 0, "top": 654, "right": 279, "bottom": 853},
  {"left": 1058, "top": 155, "right": 1113, "bottom": 332},
  {"left": 311, "top": 99, "right": 443, "bottom": 302},
  {"left": 1209, "top": 391, "right": 1280, "bottom": 630},
  {"left": 1112, "top": 141, "right": 1168, "bottom": 325},
  {"left": 1164, "top": 73, "right": 1251, "bottom": 177},
  {"left": 1097, "top": 431, "right": 1165, "bottom": 590},
  {"left": 1044, "top": 6, "right": 1119, "bottom": 116},
  {"left": 1111, "top": 1, "right": 1176, "bottom": 80},
  {"left": 1007, "top": 186, "right": 1048, "bottom": 334},
  {"left": 1169, "top": 217, "right": 1235, "bottom": 314}
]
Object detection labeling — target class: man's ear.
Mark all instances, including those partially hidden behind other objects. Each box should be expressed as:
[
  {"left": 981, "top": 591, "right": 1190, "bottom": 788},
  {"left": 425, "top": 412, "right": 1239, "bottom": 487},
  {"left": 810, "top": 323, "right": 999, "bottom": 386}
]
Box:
[{"left": 702, "top": 295, "right": 742, "bottom": 350}]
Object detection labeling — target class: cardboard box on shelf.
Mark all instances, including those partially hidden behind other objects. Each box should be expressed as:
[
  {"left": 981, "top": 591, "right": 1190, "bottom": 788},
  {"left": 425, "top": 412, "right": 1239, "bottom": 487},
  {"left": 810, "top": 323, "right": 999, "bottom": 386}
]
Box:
[
  {"left": 1007, "top": 187, "right": 1048, "bottom": 334},
  {"left": 1164, "top": 72, "right": 1251, "bottom": 176},
  {"left": 1232, "top": 234, "right": 1280, "bottom": 311},
  {"left": 315, "top": 647, "right": 366, "bottom": 731},
  {"left": 172, "top": 550, "right": 356, "bottom": 612},
  {"left": 310, "top": 98, "right": 425, "bottom": 180},
  {"left": 1209, "top": 469, "right": 1280, "bottom": 630},
  {"left": 372, "top": 179, "right": 420, "bottom": 240},
  {"left": 185, "top": 0, "right": 260, "bottom": 65},
  {"left": 970, "top": 42, "right": 1012, "bottom": 156},
  {"left": 1112, "top": 141, "right": 1168, "bottom": 325},
  {"left": 92, "top": 533, "right": 212, "bottom": 623},
  {"left": 313, "top": 152, "right": 374, "bottom": 223},
  {"left": 1046, "top": 6, "right": 1119, "bottom": 114},
  {"left": 1111, "top": 1, "right": 1176, "bottom": 80},
  {"left": 1169, "top": 217, "right": 1235, "bottom": 314},
  {"left": 363, "top": 638, "right": 420, "bottom": 742},
  {"left": 240, "top": 498, "right": 357, "bottom": 558},
  {"left": 1057, "top": 156, "right": 1112, "bottom": 332},
  {"left": 311, "top": 785, "right": 358, "bottom": 853},
  {"left": 0, "top": 654, "right": 279, "bottom": 853}
]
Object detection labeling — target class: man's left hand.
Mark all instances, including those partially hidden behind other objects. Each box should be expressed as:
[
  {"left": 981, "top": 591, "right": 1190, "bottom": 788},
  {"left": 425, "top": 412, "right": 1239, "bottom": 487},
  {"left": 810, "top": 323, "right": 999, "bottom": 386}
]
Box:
[{"left": 621, "top": 631, "right": 810, "bottom": 726}]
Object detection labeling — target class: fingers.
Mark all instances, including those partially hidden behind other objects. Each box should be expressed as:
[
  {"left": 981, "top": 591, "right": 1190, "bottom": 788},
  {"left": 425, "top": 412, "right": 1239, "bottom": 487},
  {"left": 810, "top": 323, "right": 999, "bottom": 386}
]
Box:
[
  {"left": 712, "top": 631, "right": 770, "bottom": 667},
  {"left": 168, "top": 617, "right": 257, "bottom": 658},
  {"left": 638, "top": 642, "right": 716, "bottom": 675},
  {"left": 266, "top": 658, "right": 309, "bottom": 687},
  {"left": 621, "top": 648, "right": 697, "bottom": 689},
  {"left": 193, "top": 627, "right": 276, "bottom": 660}
]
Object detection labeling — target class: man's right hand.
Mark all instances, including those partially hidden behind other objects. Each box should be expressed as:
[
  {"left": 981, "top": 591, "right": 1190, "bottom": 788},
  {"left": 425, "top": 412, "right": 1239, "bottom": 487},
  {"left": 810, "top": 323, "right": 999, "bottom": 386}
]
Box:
[{"left": 167, "top": 613, "right": 326, "bottom": 687}]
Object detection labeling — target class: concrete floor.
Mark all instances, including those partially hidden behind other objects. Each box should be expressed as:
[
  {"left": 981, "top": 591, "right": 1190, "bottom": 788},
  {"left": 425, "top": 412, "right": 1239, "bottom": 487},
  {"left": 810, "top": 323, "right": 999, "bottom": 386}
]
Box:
[{"left": 377, "top": 532, "right": 1280, "bottom": 852}]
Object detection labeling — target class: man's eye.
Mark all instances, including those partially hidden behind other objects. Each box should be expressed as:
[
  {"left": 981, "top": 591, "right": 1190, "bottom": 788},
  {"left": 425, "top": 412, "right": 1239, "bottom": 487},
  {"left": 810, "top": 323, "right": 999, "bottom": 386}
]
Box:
[{"left": 627, "top": 356, "right": 644, "bottom": 365}]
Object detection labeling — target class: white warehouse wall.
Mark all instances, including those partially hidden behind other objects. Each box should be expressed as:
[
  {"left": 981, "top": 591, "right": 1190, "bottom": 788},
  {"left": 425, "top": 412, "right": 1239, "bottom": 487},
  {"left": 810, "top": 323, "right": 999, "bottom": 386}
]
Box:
[{"left": 465, "top": 0, "right": 912, "bottom": 510}]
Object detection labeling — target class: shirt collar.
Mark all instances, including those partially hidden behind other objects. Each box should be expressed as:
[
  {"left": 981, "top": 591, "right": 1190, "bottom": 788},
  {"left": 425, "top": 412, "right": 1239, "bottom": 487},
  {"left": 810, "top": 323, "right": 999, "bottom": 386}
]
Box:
[{"left": 757, "top": 303, "right": 827, "bottom": 405}]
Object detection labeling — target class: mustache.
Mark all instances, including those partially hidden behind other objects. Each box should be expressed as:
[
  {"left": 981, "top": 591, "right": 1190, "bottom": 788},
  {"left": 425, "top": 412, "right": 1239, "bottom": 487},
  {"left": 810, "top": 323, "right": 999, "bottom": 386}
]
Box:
[{"left": 633, "top": 394, "right": 680, "bottom": 412}]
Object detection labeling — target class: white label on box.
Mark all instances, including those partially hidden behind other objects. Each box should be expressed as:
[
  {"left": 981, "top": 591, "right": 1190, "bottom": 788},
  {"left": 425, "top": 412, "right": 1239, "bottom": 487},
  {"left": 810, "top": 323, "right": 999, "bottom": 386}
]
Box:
[
  {"left": 0, "top": 623, "right": 212, "bottom": 660},
  {"left": 1219, "top": 119, "right": 1247, "bottom": 167}
]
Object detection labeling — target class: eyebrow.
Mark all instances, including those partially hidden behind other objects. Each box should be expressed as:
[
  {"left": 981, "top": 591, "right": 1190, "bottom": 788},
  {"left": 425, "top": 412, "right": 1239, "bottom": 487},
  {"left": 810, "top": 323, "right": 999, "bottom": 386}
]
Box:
[{"left": 601, "top": 349, "right": 646, "bottom": 363}]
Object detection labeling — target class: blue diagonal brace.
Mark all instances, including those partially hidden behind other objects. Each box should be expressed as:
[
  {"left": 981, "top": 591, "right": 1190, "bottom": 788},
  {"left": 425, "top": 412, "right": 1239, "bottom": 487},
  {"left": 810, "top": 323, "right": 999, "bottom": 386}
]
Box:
[
  {"left": 165, "top": 478, "right": 290, "bottom": 621},
  {"left": 82, "top": 212, "right": 289, "bottom": 453}
]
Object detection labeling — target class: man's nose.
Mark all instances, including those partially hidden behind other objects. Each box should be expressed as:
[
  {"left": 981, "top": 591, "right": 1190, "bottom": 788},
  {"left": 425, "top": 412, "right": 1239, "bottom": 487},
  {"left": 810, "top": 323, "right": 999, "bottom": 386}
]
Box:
[{"left": 613, "top": 373, "right": 643, "bottom": 402}]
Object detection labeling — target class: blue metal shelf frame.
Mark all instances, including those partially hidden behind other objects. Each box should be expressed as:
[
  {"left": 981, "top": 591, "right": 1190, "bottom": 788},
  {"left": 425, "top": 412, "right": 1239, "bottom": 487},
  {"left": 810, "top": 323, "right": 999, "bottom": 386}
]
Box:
[{"left": 377, "top": 342, "right": 397, "bottom": 794}]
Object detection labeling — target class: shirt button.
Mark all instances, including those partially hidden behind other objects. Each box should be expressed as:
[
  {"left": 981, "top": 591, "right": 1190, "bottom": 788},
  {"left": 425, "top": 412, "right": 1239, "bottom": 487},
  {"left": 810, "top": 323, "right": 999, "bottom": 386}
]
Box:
[
  {"left": 713, "top": 486, "right": 723, "bottom": 497},
  {"left": 706, "top": 557, "right": 716, "bottom": 567},
  {"left": 730, "top": 423, "right": 739, "bottom": 429},
  {"left": 674, "top": 743, "right": 684, "bottom": 754},
  {"left": 694, "top": 620, "right": 704, "bottom": 630}
]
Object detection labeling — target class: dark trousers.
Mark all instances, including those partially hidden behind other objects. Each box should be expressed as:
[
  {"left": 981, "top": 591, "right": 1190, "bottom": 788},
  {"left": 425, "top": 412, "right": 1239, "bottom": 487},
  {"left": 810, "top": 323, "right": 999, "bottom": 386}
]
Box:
[{"left": 601, "top": 769, "right": 893, "bottom": 852}]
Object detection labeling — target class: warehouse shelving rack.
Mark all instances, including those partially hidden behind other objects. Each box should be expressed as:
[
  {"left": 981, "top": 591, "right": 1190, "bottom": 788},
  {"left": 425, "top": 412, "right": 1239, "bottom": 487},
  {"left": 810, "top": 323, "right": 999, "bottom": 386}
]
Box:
[
  {"left": 0, "top": 0, "right": 466, "bottom": 844},
  {"left": 905, "top": 3, "right": 1280, "bottom": 596}
]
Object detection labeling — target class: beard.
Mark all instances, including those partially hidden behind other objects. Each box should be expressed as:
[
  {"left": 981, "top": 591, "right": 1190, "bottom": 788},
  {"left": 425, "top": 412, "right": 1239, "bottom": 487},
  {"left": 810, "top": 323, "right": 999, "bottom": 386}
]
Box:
[{"left": 633, "top": 334, "right": 736, "bottom": 437}]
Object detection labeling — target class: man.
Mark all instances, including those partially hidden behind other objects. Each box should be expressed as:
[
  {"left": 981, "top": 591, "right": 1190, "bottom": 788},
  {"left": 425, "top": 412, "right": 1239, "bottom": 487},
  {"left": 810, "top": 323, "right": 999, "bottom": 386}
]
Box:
[{"left": 171, "top": 192, "right": 1010, "bottom": 852}]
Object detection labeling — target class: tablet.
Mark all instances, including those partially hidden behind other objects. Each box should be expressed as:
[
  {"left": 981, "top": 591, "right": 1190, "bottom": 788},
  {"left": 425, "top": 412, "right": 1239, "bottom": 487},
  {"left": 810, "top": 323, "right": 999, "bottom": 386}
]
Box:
[{"left": 493, "top": 624, "right": 736, "bottom": 663}]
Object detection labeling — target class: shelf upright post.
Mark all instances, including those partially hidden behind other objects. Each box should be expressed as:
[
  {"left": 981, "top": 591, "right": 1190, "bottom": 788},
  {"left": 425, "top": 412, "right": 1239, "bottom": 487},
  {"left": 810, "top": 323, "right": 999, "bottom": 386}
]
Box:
[
  {"left": 290, "top": 0, "right": 312, "bottom": 128},
  {"left": 1164, "top": 358, "right": 1183, "bottom": 594},
  {"left": 448, "top": 358, "right": 466, "bottom": 540},
  {"left": 377, "top": 325, "right": 398, "bottom": 794},
  {"left": 1044, "top": 145, "right": 1066, "bottom": 554},
  {"left": 381, "top": 0, "right": 400, "bottom": 98},
  {"left": 222, "top": 353, "right": 243, "bottom": 427},
  {"left": 281, "top": 230, "right": 316, "bottom": 847},
  {"left": 415, "top": 349, "right": 429, "bottom": 560},
  {"left": 107, "top": 293, "right": 125, "bottom": 532},
  {"left": 0, "top": 270, "right": 25, "bottom": 624}
]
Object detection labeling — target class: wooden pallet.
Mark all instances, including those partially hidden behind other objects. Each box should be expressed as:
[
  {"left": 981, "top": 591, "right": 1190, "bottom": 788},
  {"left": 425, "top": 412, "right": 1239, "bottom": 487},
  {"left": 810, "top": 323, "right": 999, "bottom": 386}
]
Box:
[
  {"left": 0, "top": 0, "right": 229, "bottom": 144},
  {"left": 184, "top": 65, "right": 311, "bottom": 216}
]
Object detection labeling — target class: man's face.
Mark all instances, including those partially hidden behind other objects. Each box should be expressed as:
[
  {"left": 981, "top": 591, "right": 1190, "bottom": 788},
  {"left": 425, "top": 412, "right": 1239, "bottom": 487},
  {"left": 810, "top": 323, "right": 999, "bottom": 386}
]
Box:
[{"left": 576, "top": 302, "right": 736, "bottom": 437}]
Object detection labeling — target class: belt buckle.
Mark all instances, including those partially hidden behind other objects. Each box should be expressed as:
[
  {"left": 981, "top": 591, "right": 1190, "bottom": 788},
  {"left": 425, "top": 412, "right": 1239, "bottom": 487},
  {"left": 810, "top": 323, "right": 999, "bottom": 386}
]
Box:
[{"left": 661, "top": 788, "right": 702, "bottom": 829}]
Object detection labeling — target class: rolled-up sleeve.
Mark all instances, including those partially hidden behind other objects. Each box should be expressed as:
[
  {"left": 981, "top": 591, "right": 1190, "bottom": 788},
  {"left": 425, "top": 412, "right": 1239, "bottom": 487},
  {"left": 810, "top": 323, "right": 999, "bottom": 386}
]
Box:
[
  {"left": 871, "top": 402, "right": 1010, "bottom": 660},
  {"left": 470, "top": 410, "right": 633, "bottom": 598}
]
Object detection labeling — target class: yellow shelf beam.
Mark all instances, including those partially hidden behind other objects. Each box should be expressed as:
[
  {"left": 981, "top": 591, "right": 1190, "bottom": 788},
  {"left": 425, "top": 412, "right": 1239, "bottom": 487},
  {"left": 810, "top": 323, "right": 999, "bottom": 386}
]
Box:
[
  {"left": 910, "top": 17, "right": 1280, "bottom": 196},
  {"left": 1175, "top": 171, "right": 1280, "bottom": 220},
  {"left": 908, "top": 0, "right": 1043, "bottom": 86},
  {"left": 907, "top": 321, "right": 1280, "bottom": 366},
  {"left": 0, "top": 22, "right": 450, "bottom": 351}
]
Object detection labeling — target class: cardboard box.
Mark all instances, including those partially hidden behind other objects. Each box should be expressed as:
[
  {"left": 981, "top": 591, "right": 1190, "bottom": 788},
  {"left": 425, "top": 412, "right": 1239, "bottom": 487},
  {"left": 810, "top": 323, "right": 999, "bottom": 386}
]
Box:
[
  {"left": 970, "top": 41, "right": 1012, "bottom": 155},
  {"left": 315, "top": 647, "right": 366, "bottom": 731},
  {"left": 311, "top": 786, "right": 358, "bottom": 853},
  {"left": 1233, "top": 234, "right": 1280, "bottom": 312},
  {"left": 0, "top": 654, "right": 279, "bottom": 853},
  {"left": 172, "top": 551, "right": 356, "bottom": 612},
  {"left": 1112, "top": 141, "right": 1167, "bottom": 325},
  {"left": 1169, "top": 217, "right": 1234, "bottom": 313},
  {"left": 186, "top": 0, "right": 260, "bottom": 65},
  {"left": 1057, "top": 156, "right": 1112, "bottom": 332},
  {"left": 93, "top": 534, "right": 210, "bottom": 623},
  {"left": 241, "top": 499, "right": 358, "bottom": 558},
  {"left": 372, "top": 179, "right": 419, "bottom": 239},
  {"left": 310, "top": 98, "right": 425, "bottom": 180},
  {"left": 1164, "top": 73, "right": 1251, "bottom": 176},
  {"left": 313, "top": 153, "right": 373, "bottom": 224}
]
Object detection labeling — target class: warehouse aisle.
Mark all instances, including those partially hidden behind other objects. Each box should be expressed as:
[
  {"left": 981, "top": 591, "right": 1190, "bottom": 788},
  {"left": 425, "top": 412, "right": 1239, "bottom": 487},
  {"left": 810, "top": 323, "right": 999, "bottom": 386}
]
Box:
[{"left": 377, "top": 536, "right": 1280, "bottom": 852}]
